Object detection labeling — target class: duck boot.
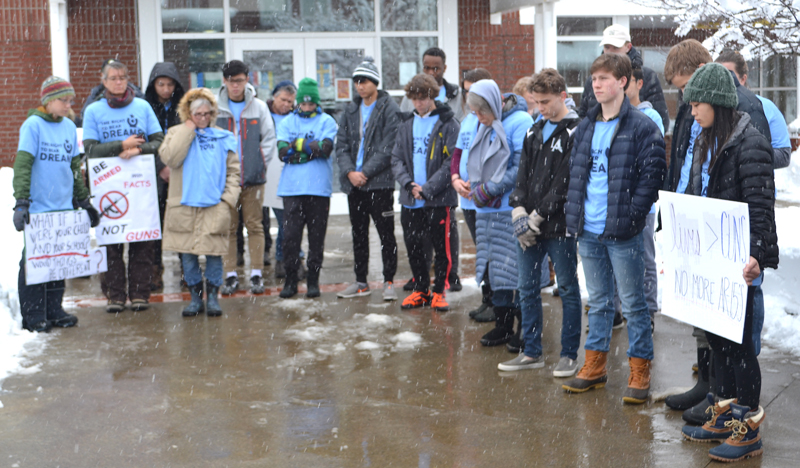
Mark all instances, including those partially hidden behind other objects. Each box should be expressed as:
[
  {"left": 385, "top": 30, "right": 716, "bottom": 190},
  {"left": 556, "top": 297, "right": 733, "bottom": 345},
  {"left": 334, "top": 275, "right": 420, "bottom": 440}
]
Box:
[
  {"left": 682, "top": 394, "right": 737, "bottom": 443},
  {"left": 182, "top": 283, "right": 205, "bottom": 317},
  {"left": 666, "top": 347, "right": 711, "bottom": 410},
  {"left": 480, "top": 306, "right": 515, "bottom": 346},
  {"left": 506, "top": 308, "right": 523, "bottom": 353},
  {"left": 46, "top": 284, "right": 78, "bottom": 328},
  {"left": 708, "top": 404, "right": 765, "bottom": 462},
  {"left": 306, "top": 272, "right": 320, "bottom": 298},
  {"left": 562, "top": 350, "right": 608, "bottom": 393},
  {"left": 622, "top": 357, "right": 652, "bottom": 404}
]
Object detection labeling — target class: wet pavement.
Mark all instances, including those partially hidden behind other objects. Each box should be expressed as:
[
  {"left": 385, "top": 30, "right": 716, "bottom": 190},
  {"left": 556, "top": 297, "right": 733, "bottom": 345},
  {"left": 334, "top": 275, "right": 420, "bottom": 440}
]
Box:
[{"left": 2, "top": 215, "right": 800, "bottom": 467}]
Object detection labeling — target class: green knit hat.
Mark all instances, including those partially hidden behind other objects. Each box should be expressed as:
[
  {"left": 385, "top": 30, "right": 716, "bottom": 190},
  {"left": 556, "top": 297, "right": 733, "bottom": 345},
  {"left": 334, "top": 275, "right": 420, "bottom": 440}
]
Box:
[
  {"left": 41, "top": 76, "right": 75, "bottom": 106},
  {"left": 683, "top": 63, "right": 738, "bottom": 109},
  {"left": 296, "top": 78, "right": 320, "bottom": 105}
]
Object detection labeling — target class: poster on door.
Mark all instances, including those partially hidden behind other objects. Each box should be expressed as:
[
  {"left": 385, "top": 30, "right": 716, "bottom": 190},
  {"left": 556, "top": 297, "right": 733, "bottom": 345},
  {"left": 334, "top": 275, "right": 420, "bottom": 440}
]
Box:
[{"left": 88, "top": 155, "right": 161, "bottom": 245}]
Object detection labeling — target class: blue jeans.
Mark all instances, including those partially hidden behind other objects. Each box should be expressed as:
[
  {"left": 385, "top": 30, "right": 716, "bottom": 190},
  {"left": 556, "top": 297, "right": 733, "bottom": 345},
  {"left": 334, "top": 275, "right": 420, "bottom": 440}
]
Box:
[
  {"left": 517, "top": 238, "right": 582, "bottom": 359},
  {"left": 579, "top": 231, "right": 654, "bottom": 360},
  {"left": 181, "top": 254, "right": 223, "bottom": 287},
  {"left": 540, "top": 253, "right": 550, "bottom": 286}
]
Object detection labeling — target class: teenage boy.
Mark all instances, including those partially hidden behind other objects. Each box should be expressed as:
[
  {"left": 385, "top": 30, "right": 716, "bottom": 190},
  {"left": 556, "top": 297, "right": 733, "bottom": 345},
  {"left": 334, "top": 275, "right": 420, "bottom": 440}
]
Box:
[
  {"left": 275, "top": 78, "right": 338, "bottom": 299},
  {"left": 391, "top": 73, "right": 460, "bottom": 313},
  {"left": 336, "top": 58, "right": 401, "bottom": 301},
  {"left": 498, "top": 69, "right": 582, "bottom": 377},
  {"left": 561, "top": 54, "right": 665, "bottom": 404},
  {"left": 400, "top": 47, "right": 464, "bottom": 122},
  {"left": 217, "top": 60, "right": 276, "bottom": 295}
]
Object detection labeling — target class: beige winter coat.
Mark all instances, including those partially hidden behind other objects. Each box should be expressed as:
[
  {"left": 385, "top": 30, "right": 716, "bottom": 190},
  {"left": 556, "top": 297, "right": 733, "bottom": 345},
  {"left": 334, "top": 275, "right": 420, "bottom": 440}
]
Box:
[{"left": 160, "top": 123, "right": 241, "bottom": 256}]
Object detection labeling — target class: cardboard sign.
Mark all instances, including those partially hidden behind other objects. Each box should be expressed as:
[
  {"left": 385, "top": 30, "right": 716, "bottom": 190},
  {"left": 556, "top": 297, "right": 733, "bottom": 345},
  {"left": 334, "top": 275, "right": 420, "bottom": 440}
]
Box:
[
  {"left": 659, "top": 191, "right": 750, "bottom": 344},
  {"left": 88, "top": 155, "right": 161, "bottom": 245},
  {"left": 25, "top": 210, "right": 108, "bottom": 285}
]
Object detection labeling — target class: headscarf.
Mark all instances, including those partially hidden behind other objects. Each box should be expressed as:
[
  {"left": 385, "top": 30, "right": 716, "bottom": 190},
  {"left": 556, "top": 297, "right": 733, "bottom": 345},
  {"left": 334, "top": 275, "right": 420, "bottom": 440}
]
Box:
[{"left": 466, "top": 79, "right": 510, "bottom": 186}]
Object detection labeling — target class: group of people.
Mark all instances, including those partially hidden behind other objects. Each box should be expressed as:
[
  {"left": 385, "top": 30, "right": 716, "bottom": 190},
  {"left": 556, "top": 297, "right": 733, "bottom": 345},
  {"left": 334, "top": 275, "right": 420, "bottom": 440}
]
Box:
[{"left": 12, "top": 24, "right": 788, "bottom": 463}]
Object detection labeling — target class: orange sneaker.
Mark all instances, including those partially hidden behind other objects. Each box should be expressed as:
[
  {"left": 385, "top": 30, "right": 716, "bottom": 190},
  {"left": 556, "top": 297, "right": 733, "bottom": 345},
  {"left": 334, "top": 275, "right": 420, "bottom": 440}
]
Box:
[
  {"left": 401, "top": 291, "right": 431, "bottom": 309},
  {"left": 431, "top": 292, "right": 449, "bottom": 312}
]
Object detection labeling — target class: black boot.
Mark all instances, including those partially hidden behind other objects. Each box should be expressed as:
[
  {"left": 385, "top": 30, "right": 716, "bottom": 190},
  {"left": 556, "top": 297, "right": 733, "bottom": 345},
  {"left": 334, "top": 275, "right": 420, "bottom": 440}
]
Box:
[
  {"left": 469, "top": 283, "right": 493, "bottom": 319},
  {"left": 18, "top": 263, "right": 50, "bottom": 333},
  {"left": 206, "top": 284, "right": 223, "bottom": 317},
  {"left": 480, "top": 307, "right": 515, "bottom": 347},
  {"left": 182, "top": 283, "right": 205, "bottom": 317},
  {"left": 306, "top": 272, "right": 320, "bottom": 298},
  {"left": 666, "top": 347, "right": 710, "bottom": 410},
  {"left": 683, "top": 349, "right": 716, "bottom": 425},
  {"left": 280, "top": 273, "right": 299, "bottom": 299},
  {"left": 506, "top": 308, "right": 523, "bottom": 353},
  {"left": 46, "top": 284, "right": 78, "bottom": 328}
]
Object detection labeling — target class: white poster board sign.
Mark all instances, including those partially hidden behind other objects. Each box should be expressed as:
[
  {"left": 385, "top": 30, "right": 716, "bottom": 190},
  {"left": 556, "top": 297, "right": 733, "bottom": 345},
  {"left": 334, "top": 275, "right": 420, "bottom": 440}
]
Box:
[
  {"left": 659, "top": 191, "right": 750, "bottom": 344},
  {"left": 88, "top": 155, "right": 161, "bottom": 245},
  {"left": 25, "top": 210, "right": 108, "bottom": 285}
]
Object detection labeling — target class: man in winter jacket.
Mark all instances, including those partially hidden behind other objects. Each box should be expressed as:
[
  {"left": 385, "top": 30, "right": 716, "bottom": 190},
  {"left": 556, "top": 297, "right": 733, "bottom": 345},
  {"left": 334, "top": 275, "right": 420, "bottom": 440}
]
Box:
[
  {"left": 578, "top": 25, "right": 669, "bottom": 131},
  {"left": 400, "top": 47, "right": 464, "bottom": 123},
  {"left": 216, "top": 60, "right": 276, "bottom": 296},
  {"left": 335, "top": 58, "right": 401, "bottom": 301},
  {"left": 498, "top": 69, "right": 582, "bottom": 377},
  {"left": 144, "top": 62, "right": 186, "bottom": 290},
  {"left": 561, "top": 54, "right": 666, "bottom": 405}
]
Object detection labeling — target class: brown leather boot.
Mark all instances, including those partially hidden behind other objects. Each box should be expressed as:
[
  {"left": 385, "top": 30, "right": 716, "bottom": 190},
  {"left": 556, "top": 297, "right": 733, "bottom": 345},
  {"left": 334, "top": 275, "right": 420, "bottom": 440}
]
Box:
[
  {"left": 562, "top": 350, "right": 608, "bottom": 393},
  {"left": 622, "top": 357, "right": 652, "bottom": 404}
]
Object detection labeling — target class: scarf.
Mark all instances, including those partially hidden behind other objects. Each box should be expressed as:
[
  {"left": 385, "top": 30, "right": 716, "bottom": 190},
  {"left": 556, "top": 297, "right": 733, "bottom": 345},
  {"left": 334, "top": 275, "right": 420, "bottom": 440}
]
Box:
[
  {"left": 296, "top": 105, "right": 323, "bottom": 119},
  {"left": 466, "top": 80, "right": 510, "bottom": 186},
  {"left": 104, "top": 84, "right": 135, "bottom": 109}
]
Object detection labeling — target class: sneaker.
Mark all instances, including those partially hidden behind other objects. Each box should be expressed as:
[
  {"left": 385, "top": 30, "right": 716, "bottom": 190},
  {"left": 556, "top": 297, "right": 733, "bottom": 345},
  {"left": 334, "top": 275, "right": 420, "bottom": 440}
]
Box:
[
  {"left": 448, "top": 277, "right": 462, "bottom": 292},
  {"left": 251, "top": 275, "right": 265, "bottom": 294},
  {"left": 498, "top": 354, "right": 544, "bottom": 371},
  {"left": 382, "top": 282, "right": 398, "bottom": 301},
  {"left": 220, "top": 276, "right": 240, "bottom": 296},
  {"left": 708, "top": 404, "right": 765, "bottom": 462},
  {"left": 553, "top": 356, "right": 579, "bottom": 378},
  {"left": 338, "top": 282, "right": 371, "bottom": 298},
  {"left": 431, "top": 292, "right": 449, "bottom": 312},
  {"left": 613, "top": 311, "right": 625, "bottom": 329},
  {"left": 130, "top": 299, "right": 149, "bottom": 312},
  {"left": 106, "top": 300, "right": 125, "bottom": 313},
  {"left": 402, "top": 278, "right": 415, "bottom": 291},
  {"left": 401, "top": 291, "right": 431, "bottom": 310}
]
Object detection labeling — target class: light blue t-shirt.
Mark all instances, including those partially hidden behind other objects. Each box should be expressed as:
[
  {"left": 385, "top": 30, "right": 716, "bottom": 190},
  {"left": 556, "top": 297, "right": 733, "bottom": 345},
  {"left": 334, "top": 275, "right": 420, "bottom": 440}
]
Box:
[
  {"left": 700, "top": 150, "right": 711, "bottom": 198},
  {"left": 583, "top": 120, "right": 617, "bottom": 235},
  {"left": 182, "top": 127, "right": 237, "bottom": 208},
  {"left": 677, "top": 121, "right": 703, "bottom": 194},
  {"left": 355, "top": 100, "right": 376, "bottom": 172},
  {"left": 272, "top": 111, "right": 290, "bottom": 129},
  {"left": 756, "top": 95, "right": 791, "bottom": 150},
  {"left": 276, "top": 110, "right": 339, "bottom": 198},
  {"left": 639, "top": 105, "right": 665, "bottom": 214},
  {"left": 436, "top": 85, "right": 447, "bottom": 103},
  {"left": 83, "top": 97, "right": 162, "bottom": 143},
  {"left": 405, "top": 113, "right": 440, "bottom": 209},
  {"left": 542, "top": 121, "right": 558, "bottom": 143},
  {"left": 456, "top": 113, "right": 480, "bottom": 209},
  {"left": 17, "top": 115, "right": 78, "bottom": 214},
  {"left": 229, "top": 99, "right": 246, "bottom": 130}
]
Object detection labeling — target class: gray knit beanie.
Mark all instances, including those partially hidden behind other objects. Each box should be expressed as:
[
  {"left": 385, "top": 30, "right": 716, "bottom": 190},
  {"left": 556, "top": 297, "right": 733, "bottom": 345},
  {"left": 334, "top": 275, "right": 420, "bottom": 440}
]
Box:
[
  {"left": 683, "top": 63, "right": 738, "bottom": 109},
  {"left": 352, "top": 57, "right": 380, "bottom": 85}
]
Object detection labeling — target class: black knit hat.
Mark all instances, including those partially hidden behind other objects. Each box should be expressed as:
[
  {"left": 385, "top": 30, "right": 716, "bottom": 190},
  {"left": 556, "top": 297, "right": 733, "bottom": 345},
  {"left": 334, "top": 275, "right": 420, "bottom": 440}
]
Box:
[{"left": 683, "top": 63, "right": 738, "bottom": 109}]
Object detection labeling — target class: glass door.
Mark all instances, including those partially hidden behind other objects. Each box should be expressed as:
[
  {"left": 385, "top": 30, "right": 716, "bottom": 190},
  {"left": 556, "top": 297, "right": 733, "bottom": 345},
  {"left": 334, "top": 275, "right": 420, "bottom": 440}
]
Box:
[
  {"left": 304, "top": 38, "right": 375, "bottom": 116},
  {"left": 231, "top": 39, "right": 304, "bottom": 101}
]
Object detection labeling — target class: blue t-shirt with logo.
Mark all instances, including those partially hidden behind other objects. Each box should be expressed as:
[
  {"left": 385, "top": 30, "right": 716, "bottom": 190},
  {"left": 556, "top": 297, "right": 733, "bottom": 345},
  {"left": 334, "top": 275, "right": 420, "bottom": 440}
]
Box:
[
  {"left": 756, "top": 95, "right": 791, "bottom": 150},
  {"left": 83, "top": 98, "right": 162, "bottom": 144},
  {"left": 229, "top": 99, "right": 246, "bottom": 130},
  {"left": 276, "top": 110, "right": 339, "bottom": 197},
  {"left": 583, "top": 120, "right": 616, "bottom": 235},
  {"left": 700, "top": 150, "right": 711, "bottom": 197},
  {"left": 436, "top": 85, "right": 447, "bottom": 103},
  {"left": 456, "top": 113, "right": 480, "bottom": 209},
  {"left": 355, "top": 100, "right": 376, "bottom": 172},
  {"left": 677, "top": 121, "right": 703, "bottom": 194},
  {"left": 405, "top": 113, "right": 440, "bottom": 209},
  {"left": 182, "top": 127, "right": 237, "bottom": 208},
  {"left": 639, "top": 105, "right": 665, "bottom": 214},
  {"left": 17, "top": 115, "right": 78, "bottom": 214},
  {"left": 272, "top": 112, "right": 290, "bottom": 129}
]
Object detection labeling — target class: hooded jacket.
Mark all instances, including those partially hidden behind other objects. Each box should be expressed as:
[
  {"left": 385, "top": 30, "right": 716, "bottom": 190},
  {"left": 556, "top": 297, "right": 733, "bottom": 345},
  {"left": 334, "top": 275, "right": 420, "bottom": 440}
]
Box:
[
  {"left": 510, "top": 110, "right": 580, "bottom": 239},
  {"left": 145, "top": 62, "right": 186, "bottom": 178},
  {"left": 391, "top": 101, "right": 460, "bottom": 208},
  {"left": 336, "top": 90, "right": 401, "bottom": 194},
  {"left": 566, "top": 96, "right": 666, "bottom": 239},
  {"left": 686, "top": 113, "right": 778, "bottom": 270},
  {"left": 216, "top": 85, "right": 276, "bottom": 187},
  {"left": 578, "top": 46, "right": 670, "bottom": 131},
  {"left": 400, "top": 78, "right": 465, "bottom": 122}
]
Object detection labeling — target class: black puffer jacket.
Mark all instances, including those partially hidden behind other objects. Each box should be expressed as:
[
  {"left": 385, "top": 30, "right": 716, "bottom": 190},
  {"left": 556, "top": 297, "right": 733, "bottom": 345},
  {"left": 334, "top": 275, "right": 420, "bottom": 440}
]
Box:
[
  {"left": 566, "top": 97, "right": 666, "bottom": 239},
  {"left": 510, "top": 110, "right": 580, "bottom": 239},
  {"left": 579, "top": 46, "right": 669, "bottom": 132},
  {"left": 687, "top": 113, "right": 779, "bottom": 270}
]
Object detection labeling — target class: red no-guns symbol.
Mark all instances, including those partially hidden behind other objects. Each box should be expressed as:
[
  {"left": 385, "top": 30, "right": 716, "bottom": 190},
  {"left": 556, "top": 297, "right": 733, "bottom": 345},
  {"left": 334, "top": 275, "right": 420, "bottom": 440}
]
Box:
[{"left": 100, "top": 191, "right": 129, "bottom": 220}]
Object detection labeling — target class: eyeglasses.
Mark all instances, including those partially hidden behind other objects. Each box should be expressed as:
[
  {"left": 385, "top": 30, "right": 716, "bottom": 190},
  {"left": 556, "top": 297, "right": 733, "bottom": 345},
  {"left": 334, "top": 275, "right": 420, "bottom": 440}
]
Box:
[
  {"left": 105, "top": 76, "right": 128, "bottom": 82},
  {"left": 227, "top": 78, "right": 248, "bottom": 84},
  {"left": 192, "top": 112, "right": 212, "bottom": 119},
  {"left": 422, "top": 66, "right": 441, "bottom": 73}
]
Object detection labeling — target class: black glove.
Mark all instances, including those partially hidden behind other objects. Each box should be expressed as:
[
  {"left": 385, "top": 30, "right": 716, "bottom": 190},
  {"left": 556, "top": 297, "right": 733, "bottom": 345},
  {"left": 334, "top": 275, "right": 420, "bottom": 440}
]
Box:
[
  {"left": 76, "top": 198, "right": 101, "bottom": 227},
  {"left": 13, "top": 199, "right": 30, "bottom": 232}
]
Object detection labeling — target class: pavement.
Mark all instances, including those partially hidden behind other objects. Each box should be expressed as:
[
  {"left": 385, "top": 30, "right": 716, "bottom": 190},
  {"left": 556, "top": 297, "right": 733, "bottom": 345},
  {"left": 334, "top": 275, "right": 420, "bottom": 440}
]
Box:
[{"left": 1, "top": 214, "right": 800, "bottom": 467}]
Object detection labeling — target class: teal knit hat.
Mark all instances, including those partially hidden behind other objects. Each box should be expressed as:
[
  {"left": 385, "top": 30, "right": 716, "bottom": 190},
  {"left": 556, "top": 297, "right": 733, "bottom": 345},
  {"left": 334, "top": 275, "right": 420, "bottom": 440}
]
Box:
[
  {"left": 683, "top": 63, "right": 738, "bottom": 109},
  {"left": 296, "top": 78, "right": 320, "bottom": 105}
]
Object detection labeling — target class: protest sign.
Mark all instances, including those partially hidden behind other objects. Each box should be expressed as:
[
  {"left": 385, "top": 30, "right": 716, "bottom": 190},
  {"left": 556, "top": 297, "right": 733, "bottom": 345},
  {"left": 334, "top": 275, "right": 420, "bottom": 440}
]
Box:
[
  {"left": 659, "top": 191, "right": 750, "bottom": 344},
  {"left": 25, "top": 210, "right": 108, "bottom": 285},
  {"left": 89, "top": 155, "right": 161, "bottom": 245}
]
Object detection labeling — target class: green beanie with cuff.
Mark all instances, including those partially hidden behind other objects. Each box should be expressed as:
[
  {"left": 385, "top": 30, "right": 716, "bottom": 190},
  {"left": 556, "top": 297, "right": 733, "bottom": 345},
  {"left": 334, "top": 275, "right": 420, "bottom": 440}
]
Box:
[
  {"left": 296, "top": 78, "right": 320, "bottom": 105},
  {"left": 683, "top": 63, "right": 738, "bottom": 109}
]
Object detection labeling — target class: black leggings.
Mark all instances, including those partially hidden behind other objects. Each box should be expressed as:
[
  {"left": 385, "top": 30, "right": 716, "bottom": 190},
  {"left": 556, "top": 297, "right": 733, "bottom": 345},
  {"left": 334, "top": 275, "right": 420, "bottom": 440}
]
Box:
[{"left": 705, "top": 286, "right": 761, "bottom": 410}]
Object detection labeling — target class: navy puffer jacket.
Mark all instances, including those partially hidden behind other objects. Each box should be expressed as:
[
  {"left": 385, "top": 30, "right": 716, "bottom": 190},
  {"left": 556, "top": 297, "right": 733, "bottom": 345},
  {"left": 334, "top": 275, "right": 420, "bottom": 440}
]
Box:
[{"left": 566, "top": 97, "right": 666, "bottom": 239}]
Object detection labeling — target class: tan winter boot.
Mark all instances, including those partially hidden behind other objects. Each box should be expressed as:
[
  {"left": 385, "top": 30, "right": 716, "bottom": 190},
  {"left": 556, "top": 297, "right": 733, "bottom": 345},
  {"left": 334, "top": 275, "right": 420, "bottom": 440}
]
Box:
[
  {"left": 622, "top": 357, "right": 652, "bottom": 404},
  {"left": 562, "top": 350, "right": 608, "bottom": 393}
]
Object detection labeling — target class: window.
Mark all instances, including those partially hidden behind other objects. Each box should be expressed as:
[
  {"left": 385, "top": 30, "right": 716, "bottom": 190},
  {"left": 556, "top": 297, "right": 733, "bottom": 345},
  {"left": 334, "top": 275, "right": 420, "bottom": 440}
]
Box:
[
  {"left": 748, "top": 54, "right": 797, "bottom": 124},
  {"left": 163, "top": 39, "right": 226, "bottom": 93},
  {"left": 161, "top": 0, "right": 224, "bottom": 33},
  {"left": 381, "top": 37, "right": 438, "bottom": 90},
  {"left": 381, "top": 0, "right": 437, "bottom": 32},
  {"left": 557, "top": 17, "right": 612, "bottom": 36},
  {"left": 229, "top": 0, "right": 375, "bottom": 33}
]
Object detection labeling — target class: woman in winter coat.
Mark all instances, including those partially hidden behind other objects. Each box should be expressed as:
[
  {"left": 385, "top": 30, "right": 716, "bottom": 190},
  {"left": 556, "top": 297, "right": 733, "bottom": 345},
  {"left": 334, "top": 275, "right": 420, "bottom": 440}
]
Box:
[
  {"left": 159, "top": 88, "right": 241, "bottom": 317},
  {"left": 678, "top": 63, "right": 778, "bottom": 463},
  {"left": 465, "top": 80, "right": 534, "bottom": 348}
]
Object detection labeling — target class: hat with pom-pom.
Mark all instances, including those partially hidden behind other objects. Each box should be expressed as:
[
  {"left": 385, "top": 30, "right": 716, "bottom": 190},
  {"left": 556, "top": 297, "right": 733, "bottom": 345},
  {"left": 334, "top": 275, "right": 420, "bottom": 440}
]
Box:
[{"left": 352, "top": 57, "right": 380, "bottom": 85}]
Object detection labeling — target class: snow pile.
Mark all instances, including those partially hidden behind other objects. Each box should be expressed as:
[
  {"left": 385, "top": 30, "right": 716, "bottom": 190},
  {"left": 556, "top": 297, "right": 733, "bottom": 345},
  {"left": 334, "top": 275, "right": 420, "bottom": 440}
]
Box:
[{"left": 774, "top": 148, "right": 800, "bottom": 203}]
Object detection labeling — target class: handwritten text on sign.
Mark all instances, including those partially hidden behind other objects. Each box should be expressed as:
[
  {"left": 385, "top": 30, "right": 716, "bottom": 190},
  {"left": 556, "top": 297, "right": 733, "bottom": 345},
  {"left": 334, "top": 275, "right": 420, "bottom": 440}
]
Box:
[
  {"left": 25, "top": 210, "right": 108, "bottom": 285},
  {"left": 659, "top": 191, "right": 750, "bottom": 344},
  {"left": 89, "top": 155, "right": 161, "bottom": 245}
]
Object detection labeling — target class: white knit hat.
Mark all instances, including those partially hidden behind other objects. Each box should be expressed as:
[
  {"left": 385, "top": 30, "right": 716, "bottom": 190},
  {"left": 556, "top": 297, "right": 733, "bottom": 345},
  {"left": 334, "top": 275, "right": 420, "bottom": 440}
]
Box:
[{"left": 352, "top": 57, "right": 380, "bottom": 85}]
